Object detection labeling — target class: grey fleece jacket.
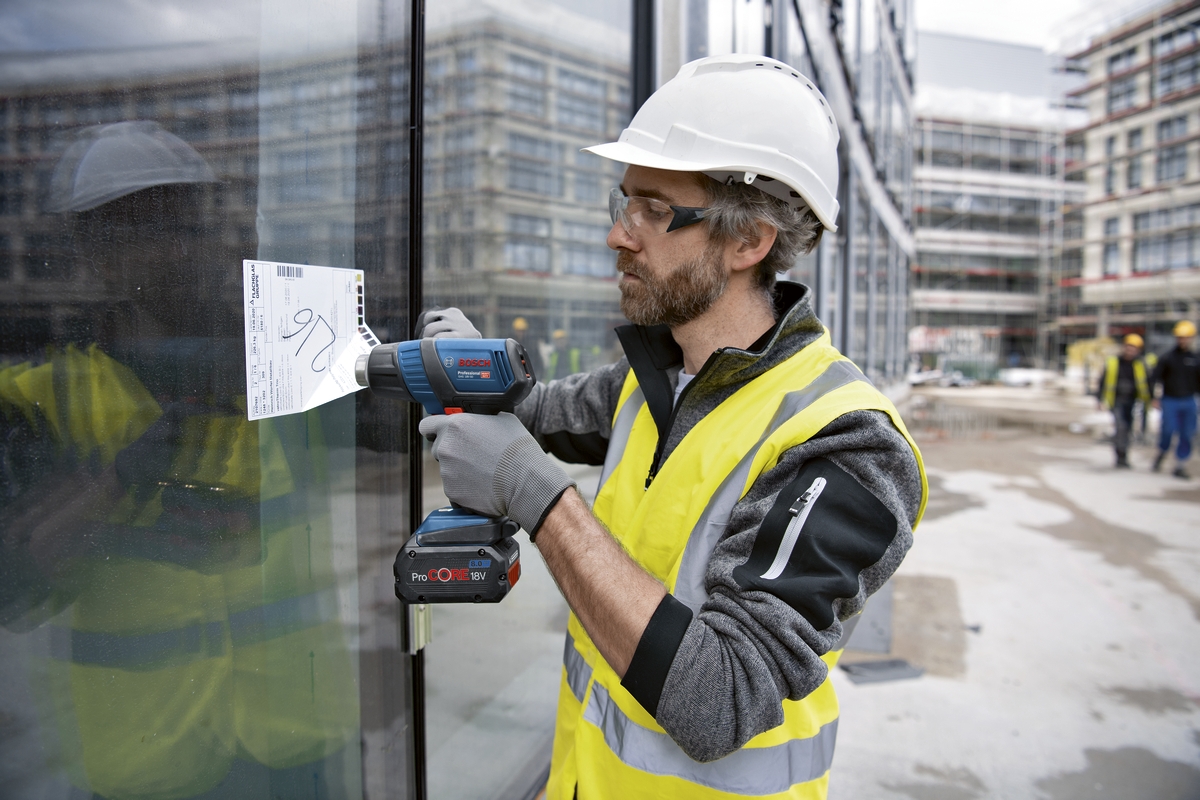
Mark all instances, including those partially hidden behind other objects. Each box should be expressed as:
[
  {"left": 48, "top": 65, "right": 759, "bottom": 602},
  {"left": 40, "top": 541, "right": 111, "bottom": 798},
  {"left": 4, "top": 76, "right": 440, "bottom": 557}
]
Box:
[{"left": 515, "top": 282, "right": 923, "bottom": 763}]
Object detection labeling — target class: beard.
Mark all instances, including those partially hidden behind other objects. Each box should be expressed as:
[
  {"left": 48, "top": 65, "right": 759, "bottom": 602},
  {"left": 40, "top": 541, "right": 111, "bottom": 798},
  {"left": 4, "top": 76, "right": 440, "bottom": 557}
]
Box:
[{"left": 617, "top": 241, "right": 728, "bottom": 327}]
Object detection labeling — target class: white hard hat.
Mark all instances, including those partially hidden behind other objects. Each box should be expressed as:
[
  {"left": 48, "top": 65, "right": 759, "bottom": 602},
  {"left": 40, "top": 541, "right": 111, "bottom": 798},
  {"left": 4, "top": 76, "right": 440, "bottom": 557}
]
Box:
[
  {"left": 48, "top": 121, "right": 216, "bottom": 213},
  {"left": 584, "top": 54, "right": 841, "bottom": 231}
]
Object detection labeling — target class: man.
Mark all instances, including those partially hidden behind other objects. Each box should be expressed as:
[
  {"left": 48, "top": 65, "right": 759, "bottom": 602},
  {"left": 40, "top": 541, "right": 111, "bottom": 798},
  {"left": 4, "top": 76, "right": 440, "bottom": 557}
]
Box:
[
  {"left": 419, "top": 55, "right": 926, "bottom": 799},
  {"left": 1151, "top": 320, "right": 1200, "bottom": 479},
  {"left": 1096, "top": 333, "right": 1150, "bottom": 468}
]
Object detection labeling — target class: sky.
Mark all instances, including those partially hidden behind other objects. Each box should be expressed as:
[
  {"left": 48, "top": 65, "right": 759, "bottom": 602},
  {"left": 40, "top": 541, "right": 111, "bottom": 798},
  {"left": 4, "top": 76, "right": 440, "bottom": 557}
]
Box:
[{"left": 914, "top": 0, "right": 1166, "bottom": 53}]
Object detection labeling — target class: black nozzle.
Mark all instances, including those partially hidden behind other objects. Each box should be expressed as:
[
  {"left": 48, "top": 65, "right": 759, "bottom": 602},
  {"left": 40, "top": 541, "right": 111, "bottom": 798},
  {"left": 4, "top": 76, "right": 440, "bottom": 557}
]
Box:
[{"left": 356, "top": 343, "right": 414, "bottom": 402}]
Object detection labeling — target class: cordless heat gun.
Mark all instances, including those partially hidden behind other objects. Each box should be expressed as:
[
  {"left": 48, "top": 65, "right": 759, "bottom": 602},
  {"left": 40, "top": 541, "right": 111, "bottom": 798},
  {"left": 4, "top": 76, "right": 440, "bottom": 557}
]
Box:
[{"left": 354, "top": 338, "right": 535, "bottom": 604}]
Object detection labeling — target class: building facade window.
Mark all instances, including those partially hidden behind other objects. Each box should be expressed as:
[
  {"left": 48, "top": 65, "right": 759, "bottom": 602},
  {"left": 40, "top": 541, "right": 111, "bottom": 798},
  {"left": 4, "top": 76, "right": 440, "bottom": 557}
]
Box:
[
  {"left": 1103, "top": 216, "right": 1120, "bottom": 275},
  {"left": 1107, "top": 46, "right": 1137, "bottom": 74},
  {"left": 1156, "top": 19, "right": 1200, "bottom": 57},
  {"left": 557, "top": 67, "right": 605, "bottom": 97},
  {"left": 507, "top": 82, "right": 545, "bottom": 117},
  {"left": 1157, "top": 115, "right": 1188, "bottom": 142},
  {"left": 1128, "top": 155, "right": 1143, "bottom": 189},
  {"left": 573, "top": 171, "right": 602, "bottom": 201},
  {"left": 1156, "top": 50, "right": 1200, "bottom": 96},
  {"left": 507, "top": 53, "right": 547, "bottom": 82},
  {"left": 1107, "top": 75, "right": 1138, "bottom": 114},
  {"left": 1105, "top": 164, "right": 1116, "bottom": 195},
  {"left": 1132, "top": 204, "right": 1200, "bottom": 272},
  {"left": 444, "top": 155, "right": 475, "bottom": 190},
  {"left": 1156, "top": 143, "right": 1188, "bottom": 183},
  {"left": 557, "top": 93, "right": 604, "bottom": 131}
]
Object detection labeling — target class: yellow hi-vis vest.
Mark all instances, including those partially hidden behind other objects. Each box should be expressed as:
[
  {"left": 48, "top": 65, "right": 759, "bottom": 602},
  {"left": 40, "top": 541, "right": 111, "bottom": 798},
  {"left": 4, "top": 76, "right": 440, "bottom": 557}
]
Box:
[
  {"left": 1102, "top": 355, "right": 1150, "bottom": 408},
  {"left": 547, "top": 330, "right": 927, "bottom": 800},
  {"left": 0, "top": 345, "right": 358, "bottom": 798}
]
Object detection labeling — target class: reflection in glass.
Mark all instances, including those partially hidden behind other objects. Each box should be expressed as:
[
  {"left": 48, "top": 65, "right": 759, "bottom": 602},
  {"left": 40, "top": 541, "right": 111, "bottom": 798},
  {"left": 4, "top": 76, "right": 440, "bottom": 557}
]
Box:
[{"left": 0, "top": 1, "right": 416, "bottom": 797}]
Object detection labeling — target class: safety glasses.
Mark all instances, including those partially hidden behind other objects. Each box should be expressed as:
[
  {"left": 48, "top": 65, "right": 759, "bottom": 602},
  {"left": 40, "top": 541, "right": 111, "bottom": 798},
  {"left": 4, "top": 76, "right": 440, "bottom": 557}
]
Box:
[{"left": 608, "top": 187, "right": 711, "bottom": 237}]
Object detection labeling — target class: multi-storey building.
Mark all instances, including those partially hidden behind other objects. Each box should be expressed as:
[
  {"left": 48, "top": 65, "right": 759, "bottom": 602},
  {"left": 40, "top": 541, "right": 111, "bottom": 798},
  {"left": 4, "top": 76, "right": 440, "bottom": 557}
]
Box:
[
  {"left": 421, "top": 0, "right": 919, "bottom": 392},
  {"left": 421, "top": 1, "right": 631, "bottom": 377},
  {"left": 910, "top": 32, "right": 1085, "bottom": 378},
  {"left": 1066, "top": 0, "right": 1200, "bottom": 350}
]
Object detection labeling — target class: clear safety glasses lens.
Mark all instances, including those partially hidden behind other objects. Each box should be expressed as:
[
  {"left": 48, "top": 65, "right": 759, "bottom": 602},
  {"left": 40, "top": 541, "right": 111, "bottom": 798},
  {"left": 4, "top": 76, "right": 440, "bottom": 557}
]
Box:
[{"left": 608, "top": 188, "right": 710, "bottom": 236}]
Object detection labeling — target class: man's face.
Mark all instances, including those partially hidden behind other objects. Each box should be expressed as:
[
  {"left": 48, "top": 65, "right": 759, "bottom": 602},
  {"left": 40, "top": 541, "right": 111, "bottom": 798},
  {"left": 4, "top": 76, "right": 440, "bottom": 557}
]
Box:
[
  {"left": 608, "top": 165, "right": 728, "bottom": 327},
  {"left": 1122, "top": 343, "right": 1139, "bottom": 360},
  {"left": 1179, "top": 335, "right": 1195, "bottom": 350}
]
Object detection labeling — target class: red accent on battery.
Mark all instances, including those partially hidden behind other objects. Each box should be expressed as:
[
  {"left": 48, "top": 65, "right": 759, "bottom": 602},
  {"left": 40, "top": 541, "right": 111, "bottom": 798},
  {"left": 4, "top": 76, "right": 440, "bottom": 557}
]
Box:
[
  {"left": 444, "top": 407, "right": 463, "bottom": 414},
  {"left": 507, "top": 560, "right": 521, "bottom": 587}
]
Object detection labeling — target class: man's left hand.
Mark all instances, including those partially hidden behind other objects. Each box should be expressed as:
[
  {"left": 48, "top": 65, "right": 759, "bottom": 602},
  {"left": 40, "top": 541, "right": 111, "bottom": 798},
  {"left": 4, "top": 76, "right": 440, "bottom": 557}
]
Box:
[{"left": 419, "top": 412, "right": 575, "bottom": 534}]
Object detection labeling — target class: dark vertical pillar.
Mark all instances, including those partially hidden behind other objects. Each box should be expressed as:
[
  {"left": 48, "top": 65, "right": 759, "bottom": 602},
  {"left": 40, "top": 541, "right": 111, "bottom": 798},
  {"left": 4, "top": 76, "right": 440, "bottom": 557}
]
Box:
[
  {"left": 407, "top": 2, "right": 427, "bottom": 799},
  {"left": 764, "top": 0, "right": 774, "bottom": 58},
  {"left": 633, "top": 0, "right": 656, "bottom": 113},
  {"left": 838, "top": 145, "right": 855, "bottom": 354}
]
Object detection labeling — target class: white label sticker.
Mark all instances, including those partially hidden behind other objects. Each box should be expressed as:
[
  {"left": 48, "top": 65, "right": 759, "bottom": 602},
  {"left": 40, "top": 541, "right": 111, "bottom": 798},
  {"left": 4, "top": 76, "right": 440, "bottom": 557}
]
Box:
[{"left": 242, "top": 259, "right": 379, "bottom": 421}]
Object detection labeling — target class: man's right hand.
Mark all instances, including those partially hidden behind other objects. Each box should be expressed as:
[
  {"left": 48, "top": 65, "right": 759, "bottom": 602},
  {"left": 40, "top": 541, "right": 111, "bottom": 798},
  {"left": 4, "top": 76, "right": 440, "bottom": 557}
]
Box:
[{"left": 415, "top": 307, "right": 481, "bottom": 339}]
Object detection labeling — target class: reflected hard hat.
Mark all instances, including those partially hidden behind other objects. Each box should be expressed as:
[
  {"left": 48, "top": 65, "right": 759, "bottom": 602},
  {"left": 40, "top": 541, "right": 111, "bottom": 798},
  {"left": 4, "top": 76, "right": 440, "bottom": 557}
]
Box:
[
  {"left": 1123, "top": 333, "right": 1144, "bottom": 347},
  {"left": 1175, "top": 320, "right": 1197, "bottom": 337},
  {"left": 553, "top": 329, "right": 567, "bottom": 339},
  {"left": 584, "top": 54, "right": 841, "bottom": 231},
  {"left": 48, "top": 121, "right": 216, "bottom": 213},
  {"left": 512, "top": 316, "right": 529, "bottom": 331}
]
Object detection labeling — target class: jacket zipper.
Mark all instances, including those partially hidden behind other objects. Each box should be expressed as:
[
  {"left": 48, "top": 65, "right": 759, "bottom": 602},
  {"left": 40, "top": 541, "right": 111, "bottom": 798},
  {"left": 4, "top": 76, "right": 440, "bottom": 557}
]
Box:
[
  {"left": 759, "top": 477, "right": 827, "bottom": 580},
  {"left": 645, "top": 351, "right": 723, "bottom": 489}
]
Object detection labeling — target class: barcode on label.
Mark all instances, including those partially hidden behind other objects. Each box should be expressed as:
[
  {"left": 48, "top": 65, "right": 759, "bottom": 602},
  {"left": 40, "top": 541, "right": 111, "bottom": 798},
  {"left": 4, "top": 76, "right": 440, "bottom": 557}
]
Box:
[{"left": 276, "top": 265, "right": 304, "bottom": 278}]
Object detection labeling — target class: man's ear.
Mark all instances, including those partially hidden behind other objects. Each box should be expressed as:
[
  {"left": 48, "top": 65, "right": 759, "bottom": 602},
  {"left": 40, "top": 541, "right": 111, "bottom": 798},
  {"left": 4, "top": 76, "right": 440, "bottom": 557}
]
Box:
[{"left": 727, "top": 221, "right": 777, "bottom": 274}]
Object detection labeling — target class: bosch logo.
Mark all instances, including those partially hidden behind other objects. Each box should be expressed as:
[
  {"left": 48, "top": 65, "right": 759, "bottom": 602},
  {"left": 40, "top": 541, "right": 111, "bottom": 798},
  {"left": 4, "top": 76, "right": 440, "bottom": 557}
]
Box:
[
  {"left": 443, "top": 356, "right": 454, "bottom": 368},
  {"left": 458, "top": 358, "right": 491, "bottom": 367}
]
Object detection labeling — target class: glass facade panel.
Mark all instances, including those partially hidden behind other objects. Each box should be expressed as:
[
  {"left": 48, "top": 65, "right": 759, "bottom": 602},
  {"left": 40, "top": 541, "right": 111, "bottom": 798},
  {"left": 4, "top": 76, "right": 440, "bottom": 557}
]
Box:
[
  {"left": 0, "top": 1, "right": 418, "bottom": 798},
  {"left": 420, "top": 3, "right": 630, "bottom": 798}
]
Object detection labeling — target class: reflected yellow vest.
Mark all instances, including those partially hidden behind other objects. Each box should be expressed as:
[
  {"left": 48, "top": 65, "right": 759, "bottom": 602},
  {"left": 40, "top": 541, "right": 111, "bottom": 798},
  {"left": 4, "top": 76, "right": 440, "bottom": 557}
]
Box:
[
  {"left": 1, "top": 345, "right": 358, "bottom": 799},
  {"left": 547, "top": 331, "right": 927, "bottom": 800}
]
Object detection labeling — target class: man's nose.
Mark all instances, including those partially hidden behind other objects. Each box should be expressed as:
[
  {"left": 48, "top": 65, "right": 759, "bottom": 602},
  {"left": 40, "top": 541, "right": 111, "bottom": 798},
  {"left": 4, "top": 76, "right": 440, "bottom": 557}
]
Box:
[{"left": 607, "top": 219, "right": 639, "bottom": 252}]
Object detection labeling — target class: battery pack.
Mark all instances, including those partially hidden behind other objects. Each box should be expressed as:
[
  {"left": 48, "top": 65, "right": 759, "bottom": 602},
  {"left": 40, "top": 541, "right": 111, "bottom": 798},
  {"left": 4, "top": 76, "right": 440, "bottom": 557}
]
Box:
[{"left": 393, "top": 507, "right": 521, "bottom": 603}]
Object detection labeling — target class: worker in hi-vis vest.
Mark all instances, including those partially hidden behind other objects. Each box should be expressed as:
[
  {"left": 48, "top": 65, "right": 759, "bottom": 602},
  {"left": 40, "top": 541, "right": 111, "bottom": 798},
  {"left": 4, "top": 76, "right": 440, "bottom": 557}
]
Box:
[
  {"left": 0, "top": 121, "right": 357, "bottom": 799},
  {"left": 417, "top": 55, "right": 927, "bottom": 799},
  {"left": 1095, "top": 333, "right": 1151, "bottom": 469}
]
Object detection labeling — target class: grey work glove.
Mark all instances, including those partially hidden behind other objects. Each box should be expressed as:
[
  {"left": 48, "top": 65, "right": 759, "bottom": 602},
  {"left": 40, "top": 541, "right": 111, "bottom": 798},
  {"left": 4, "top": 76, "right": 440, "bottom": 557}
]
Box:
[
  {"left": 415, "top": 307, "right": 481, "bottom": 339},
  {"left": 419, "top": 412, "right": 576, "bottom": 535}
]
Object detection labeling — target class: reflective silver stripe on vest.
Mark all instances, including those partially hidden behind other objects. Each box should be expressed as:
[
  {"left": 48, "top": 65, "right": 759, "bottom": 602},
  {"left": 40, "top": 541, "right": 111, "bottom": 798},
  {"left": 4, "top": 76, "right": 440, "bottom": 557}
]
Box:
[
  {"left": 674, "top": 360, "right": 868, "bottom": 612},
  {"left": 563, "top": 631, "right": 592, "bottom": 703},
  {"left": 51, "top": 620, "right": 226, "bottom": 669},
  {"left": 50, "top": 588, "right": 341, "bottom": 668},
  {"left": 583, "top": 682, "right": 838, "bottom": 794},
  {"left": 596, "top": 385, "right": 645, "bottom": 494},
  {"left": 228, "top": 587, "right": 341, "bottom": 646}
]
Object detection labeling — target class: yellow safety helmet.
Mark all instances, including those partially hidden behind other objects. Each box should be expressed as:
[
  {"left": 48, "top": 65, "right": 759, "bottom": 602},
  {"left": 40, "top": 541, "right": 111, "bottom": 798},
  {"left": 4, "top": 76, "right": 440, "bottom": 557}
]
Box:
[
  {"left": 512, "top": 316, "right": 529, "bottom": 332},
  {"left": 553, "top": 329, "right": 567, "bottom": 340},
  {"left": 1174, "top": 320, "right": 1197, "bottom": 337},
  {"left": 1123, "top": 333, "right": 1144, "bottom": 347}
]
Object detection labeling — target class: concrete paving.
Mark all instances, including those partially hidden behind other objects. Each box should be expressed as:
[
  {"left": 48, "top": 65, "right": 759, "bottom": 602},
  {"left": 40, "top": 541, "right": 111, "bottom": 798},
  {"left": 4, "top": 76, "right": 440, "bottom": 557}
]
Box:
[
  {"left": 419, "top": 387, "right": 1200, "bottom": 800},
  {"left": 832, "top": 391, "right": 1200, "bottom": 799}
]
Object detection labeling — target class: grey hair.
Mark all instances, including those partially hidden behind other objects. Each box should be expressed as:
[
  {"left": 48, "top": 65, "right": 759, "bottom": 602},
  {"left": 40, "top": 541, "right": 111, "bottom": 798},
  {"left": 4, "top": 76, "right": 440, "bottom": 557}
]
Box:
[{"left": 695, "top": 175, "right": 824, "bottom": 292}]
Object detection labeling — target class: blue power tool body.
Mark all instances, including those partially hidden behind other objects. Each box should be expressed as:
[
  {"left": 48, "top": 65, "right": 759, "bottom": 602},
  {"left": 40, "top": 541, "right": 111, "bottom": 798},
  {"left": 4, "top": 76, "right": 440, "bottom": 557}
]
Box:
[{"left": 354, "top": 338, "right": 535, "bottom": 603}]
